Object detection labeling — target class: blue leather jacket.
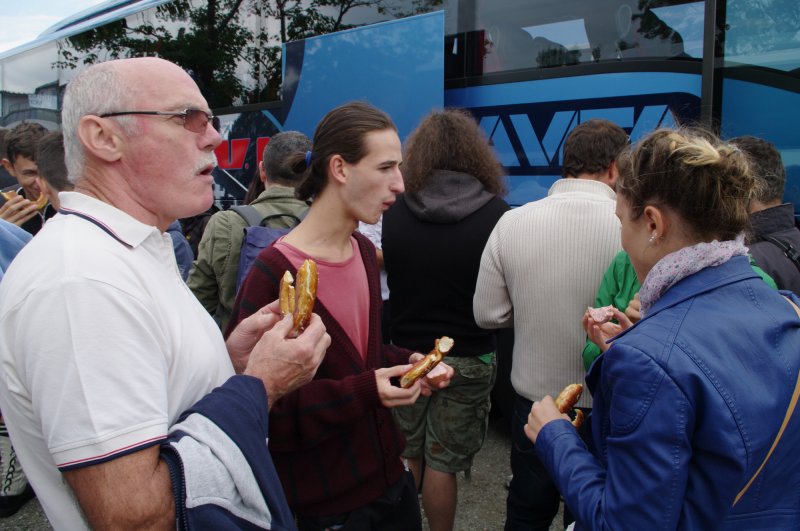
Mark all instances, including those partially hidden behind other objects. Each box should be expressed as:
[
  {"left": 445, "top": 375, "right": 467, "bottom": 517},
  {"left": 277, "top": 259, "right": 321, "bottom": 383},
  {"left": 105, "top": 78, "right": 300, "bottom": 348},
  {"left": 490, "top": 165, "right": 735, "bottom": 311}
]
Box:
[{"left": 536, "top": 256, "right": 800, "bottom": 530}]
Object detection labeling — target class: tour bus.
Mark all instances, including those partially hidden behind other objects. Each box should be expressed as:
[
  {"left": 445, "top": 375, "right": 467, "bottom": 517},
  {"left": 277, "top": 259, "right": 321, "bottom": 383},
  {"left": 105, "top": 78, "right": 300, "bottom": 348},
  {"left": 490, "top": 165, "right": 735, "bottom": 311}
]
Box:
[{"left": 1, "top": 0, "right": 797, "bottom": 210}]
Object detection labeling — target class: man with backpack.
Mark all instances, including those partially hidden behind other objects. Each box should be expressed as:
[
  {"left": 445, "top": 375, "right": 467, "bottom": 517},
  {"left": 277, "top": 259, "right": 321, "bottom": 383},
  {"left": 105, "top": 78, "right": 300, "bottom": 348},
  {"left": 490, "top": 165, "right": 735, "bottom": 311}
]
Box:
[{"left": 188, "top": 131, "right": 310, "bottom": 330}]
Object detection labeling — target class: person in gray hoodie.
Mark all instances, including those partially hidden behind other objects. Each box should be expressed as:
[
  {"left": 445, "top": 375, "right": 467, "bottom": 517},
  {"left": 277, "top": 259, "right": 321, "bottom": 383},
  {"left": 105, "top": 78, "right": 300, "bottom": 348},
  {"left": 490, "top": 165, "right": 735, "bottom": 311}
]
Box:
[{"left": 382, "top": 108, "right": 509, "bottom": 531}]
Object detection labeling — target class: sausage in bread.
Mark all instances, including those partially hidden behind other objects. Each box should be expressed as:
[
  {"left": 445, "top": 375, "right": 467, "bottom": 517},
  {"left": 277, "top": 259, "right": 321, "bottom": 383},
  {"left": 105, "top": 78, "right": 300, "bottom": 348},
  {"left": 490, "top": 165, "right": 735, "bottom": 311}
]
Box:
[
  {"left": 400, "top": 336, "right": 454, "bottom": 389},
  {"left": 279, "top": 260, "right": 317, "bottom": 334},
  {"left": 554, "top": 383, "right": 584, "bottom": 428}
]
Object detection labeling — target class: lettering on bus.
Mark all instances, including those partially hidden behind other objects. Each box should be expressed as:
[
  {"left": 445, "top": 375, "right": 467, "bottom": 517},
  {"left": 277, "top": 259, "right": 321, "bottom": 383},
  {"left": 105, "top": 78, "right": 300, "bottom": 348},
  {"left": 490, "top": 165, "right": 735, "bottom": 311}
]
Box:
[
  {"left": 214, "top": 136, "right": 272, "bottom": 170},
  {"left": 468, "top": 93, "right": 699, "bottom": 175}
]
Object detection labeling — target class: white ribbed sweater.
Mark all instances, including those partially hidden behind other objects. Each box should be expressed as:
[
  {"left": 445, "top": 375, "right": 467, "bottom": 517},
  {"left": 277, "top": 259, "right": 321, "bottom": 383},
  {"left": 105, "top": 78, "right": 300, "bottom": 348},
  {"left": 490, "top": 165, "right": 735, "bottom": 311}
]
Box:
[{"left": 474, "top": 179, "right": 622, "bottom": 407}]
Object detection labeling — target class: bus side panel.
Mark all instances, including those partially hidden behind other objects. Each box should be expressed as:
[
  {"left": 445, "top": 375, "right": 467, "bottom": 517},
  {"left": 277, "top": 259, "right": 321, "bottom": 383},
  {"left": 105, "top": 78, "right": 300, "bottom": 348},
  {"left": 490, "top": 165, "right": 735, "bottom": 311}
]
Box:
[
  {"left": 281, "top": 12, "right": 444, "bottom": 140},
  {"left": 446, "top": 72, "right": 701, "bottom": 206},
  {"left": 720, "top": 78, "right": 800, "bottom": 216},
  {"left": 213, "top": 12, "right": 444, "bottom": 207}
]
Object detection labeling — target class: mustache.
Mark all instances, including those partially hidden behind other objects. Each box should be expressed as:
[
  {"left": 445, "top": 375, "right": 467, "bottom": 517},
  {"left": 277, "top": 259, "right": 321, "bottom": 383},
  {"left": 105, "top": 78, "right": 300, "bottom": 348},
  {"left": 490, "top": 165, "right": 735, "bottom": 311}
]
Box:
[{"left": 195, "top": 153, "right": 218, "bottom": 173}]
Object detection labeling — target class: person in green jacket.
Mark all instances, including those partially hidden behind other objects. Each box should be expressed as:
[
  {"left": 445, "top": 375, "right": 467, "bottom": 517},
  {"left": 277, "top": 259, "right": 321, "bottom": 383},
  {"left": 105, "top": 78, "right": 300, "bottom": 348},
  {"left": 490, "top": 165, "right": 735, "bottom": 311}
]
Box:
[
  {"left": 187, "top": 131, "right": 310, "bottom": 330},
  {"left": 583, "top": 250, "right": 777, "bottom": 370}
]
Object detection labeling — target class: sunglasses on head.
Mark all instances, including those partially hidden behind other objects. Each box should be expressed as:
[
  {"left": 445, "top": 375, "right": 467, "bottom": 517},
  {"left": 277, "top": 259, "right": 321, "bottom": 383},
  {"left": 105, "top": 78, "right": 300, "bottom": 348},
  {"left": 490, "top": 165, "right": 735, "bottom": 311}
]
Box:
[{"left": 99, "top": 108, "right": 215, "bottom": 133}]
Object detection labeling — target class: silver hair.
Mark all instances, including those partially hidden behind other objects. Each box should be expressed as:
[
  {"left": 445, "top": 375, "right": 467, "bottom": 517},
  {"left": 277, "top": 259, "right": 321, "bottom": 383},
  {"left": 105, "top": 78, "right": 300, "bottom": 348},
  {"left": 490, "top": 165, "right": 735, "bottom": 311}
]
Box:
[
  {"left": 263, "top": 131, "right": 312, "bottom": 185},
  {"left": 62, "top": 62, "right": 136, "bottom": 183}
]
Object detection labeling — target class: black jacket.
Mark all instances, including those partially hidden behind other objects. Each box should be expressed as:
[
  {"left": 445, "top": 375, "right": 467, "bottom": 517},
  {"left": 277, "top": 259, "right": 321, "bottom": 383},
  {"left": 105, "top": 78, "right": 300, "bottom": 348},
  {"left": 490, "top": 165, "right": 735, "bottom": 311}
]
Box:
[
  {"left": 747, "top": 203, "right": 800, "bottom": 295},
  {"left": 383, "top": 171, "right": 510, "bottom": 356}
]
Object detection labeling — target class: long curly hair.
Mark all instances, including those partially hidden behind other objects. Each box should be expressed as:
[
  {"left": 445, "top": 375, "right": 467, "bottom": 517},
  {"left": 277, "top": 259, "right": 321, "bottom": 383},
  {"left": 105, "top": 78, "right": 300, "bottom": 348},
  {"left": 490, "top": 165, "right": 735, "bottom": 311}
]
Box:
[{"left": 402, "top": 108, "right": 506, "bottom": 196}]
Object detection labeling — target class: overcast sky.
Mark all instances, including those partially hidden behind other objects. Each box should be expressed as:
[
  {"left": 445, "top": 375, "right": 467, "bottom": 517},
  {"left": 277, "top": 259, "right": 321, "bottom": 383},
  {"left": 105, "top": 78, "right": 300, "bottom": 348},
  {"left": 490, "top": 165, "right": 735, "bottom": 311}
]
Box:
[{"left": 0, "top": 1, "right": 109, "bottom": 54}]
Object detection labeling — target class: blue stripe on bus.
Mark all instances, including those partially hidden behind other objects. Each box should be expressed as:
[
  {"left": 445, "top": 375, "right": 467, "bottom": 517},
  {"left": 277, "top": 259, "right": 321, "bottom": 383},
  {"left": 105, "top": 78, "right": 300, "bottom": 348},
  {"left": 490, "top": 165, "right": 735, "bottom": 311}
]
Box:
[
  {"left": 721, "top": 78, "right": 800, "bottom": 150},
  {"left": 446, "top": 71, "right": 701, "bottom": 107}
]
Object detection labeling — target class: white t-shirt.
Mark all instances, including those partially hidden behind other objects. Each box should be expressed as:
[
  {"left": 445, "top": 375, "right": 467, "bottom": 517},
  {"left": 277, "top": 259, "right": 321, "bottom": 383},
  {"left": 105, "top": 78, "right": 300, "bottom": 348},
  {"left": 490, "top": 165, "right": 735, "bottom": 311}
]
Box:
[
  {"left": 0, "top": 192, "right": 235, "bottom": 530},
  {"left": 358, "top": 217, "right": 389, "bottom": 301}
]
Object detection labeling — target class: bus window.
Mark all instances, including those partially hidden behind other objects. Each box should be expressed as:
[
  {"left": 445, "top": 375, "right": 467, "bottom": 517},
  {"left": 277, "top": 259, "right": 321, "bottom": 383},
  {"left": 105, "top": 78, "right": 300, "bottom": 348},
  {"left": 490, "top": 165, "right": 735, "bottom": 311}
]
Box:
[
  {"left": 449, "top": 0, "right": 704, "bottom": 76},
  {"left": 0, "top": 42, "right": 62, "bottom": 128},
  {"left": 3, "top": 0, "right": 442, "bottom": 117},
  {"left": 724, "top": 0, "right": 800, "bottom": 72},
  {"left": 719, "top": 0, "right": 800, "bottom": 215}
]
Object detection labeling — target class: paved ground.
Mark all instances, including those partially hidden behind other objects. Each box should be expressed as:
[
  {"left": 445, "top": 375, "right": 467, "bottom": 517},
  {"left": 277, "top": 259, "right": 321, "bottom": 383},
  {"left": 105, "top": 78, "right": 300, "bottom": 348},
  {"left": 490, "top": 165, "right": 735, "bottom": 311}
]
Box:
[
  {"left": 421, "top": 415, "right": 565, "bottom": 531},
  {"left": 1, "top": 487, "right": 43, "bottom": 530},
  {"left": 4, "top": 414, "right": 565, "bottom": 531},
  {"left": 423, "top": 415, "right": 513, "bottom": 530}
]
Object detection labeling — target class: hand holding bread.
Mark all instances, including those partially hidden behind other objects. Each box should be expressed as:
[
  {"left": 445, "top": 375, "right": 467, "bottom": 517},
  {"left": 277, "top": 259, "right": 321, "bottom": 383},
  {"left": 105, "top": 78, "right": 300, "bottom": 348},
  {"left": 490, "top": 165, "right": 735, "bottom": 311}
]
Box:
[
  {"left": 280, "top": 259, "right": 318, "bottom": 335},
  {"left": 524, "top": 383, "right": 586, "bottom": 444},
  {"left": 400, "top": 336, "right": 454, "bottom": 389}
]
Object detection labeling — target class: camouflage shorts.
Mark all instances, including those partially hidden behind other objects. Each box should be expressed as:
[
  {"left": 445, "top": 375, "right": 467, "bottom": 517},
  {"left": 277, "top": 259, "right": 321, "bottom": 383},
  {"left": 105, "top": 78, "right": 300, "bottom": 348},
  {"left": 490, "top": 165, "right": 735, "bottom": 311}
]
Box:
[{"left": 393, "top": 354, "right": 497, "bottom": 474}]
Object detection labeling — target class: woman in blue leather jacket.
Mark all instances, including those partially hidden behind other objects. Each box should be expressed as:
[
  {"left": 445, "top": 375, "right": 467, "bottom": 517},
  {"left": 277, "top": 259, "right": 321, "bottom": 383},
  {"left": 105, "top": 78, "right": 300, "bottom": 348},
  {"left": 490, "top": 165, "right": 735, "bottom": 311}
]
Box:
[{"left": 526, "top": 128, "right": 800, "bottom": 530}]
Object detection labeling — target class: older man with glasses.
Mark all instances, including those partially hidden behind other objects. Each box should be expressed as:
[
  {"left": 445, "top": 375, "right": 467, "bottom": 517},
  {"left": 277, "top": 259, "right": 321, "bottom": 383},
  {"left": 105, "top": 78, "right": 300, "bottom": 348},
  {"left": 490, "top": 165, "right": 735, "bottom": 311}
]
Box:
[{"left": 0, "top": 57, "right": 330, "bottom": 530}]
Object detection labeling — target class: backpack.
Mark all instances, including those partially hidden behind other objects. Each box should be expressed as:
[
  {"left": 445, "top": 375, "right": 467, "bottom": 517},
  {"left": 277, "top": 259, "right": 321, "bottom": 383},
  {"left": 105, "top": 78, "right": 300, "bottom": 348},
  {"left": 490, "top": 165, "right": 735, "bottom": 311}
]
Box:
[
  {"left": 181, "top": 205, "right": 220, "bottom": 258},
  {"left": 231, "top": 205, "right": 303, "bottom": 293}
]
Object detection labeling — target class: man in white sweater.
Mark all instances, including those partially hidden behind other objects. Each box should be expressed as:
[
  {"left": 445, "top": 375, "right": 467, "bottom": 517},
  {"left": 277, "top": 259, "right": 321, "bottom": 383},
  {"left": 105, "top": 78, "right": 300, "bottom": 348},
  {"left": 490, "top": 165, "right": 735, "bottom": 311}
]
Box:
[{"left": 474, "top": 119, "right": 627, "bottom": 531}]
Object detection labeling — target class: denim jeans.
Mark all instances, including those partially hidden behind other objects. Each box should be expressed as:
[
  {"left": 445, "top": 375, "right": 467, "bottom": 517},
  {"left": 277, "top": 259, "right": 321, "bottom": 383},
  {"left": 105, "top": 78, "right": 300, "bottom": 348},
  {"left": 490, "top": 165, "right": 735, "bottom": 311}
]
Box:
[{"left": 504, "top": 393, "right": 561, "bottom": 531}]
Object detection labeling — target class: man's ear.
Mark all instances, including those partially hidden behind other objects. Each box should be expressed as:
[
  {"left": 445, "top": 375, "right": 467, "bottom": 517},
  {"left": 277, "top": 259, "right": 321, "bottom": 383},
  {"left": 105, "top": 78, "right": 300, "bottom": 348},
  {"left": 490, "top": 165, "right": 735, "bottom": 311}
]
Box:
[
  {"left": 605, "top": 160, "right": 619, "bottom": 190},
  {"left": 77, "top": 115, "right": 124, "bottom": 163},
  {"left": 329, "top": 154, "right": 347, "bottom": 185},
  {"left": 1, "top": 158, "right": 14, "bottom": 176},
  {"left": 259, "top": 160, "right": 268, "bottom": 184}
]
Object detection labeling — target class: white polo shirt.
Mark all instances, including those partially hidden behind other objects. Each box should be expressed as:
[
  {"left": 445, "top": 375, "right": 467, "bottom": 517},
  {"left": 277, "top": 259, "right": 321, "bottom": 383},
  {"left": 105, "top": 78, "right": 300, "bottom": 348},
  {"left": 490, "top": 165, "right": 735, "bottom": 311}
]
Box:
[{"left": 0, "top": 192, "right": 235, "bottom": 530}]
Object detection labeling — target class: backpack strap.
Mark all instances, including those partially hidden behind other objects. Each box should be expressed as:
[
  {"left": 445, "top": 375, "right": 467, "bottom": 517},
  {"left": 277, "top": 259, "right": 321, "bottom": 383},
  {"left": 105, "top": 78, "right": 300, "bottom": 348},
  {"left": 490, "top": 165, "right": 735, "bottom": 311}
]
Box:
[
  {"left": 230, "top": 205, "right": 264, "bottom": 227},
  {"left": 230, "top": 205, "right": 303, "bottom": 228},
  {"left": 258, "top": 213, "right": 302, "bottom": 228},
  {"left": 761, "top": 235, "right": 800, "bottom": 274},
  {"left": 733, "top": 296, "right": 800, "bottom": 506}
]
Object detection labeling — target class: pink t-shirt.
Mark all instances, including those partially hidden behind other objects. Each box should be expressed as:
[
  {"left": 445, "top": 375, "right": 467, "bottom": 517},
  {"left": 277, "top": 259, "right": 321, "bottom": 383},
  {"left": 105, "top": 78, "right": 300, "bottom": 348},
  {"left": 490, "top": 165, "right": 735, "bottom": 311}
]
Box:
[{"left": 274, "top": 237, "right": 369, "bottom": 360}]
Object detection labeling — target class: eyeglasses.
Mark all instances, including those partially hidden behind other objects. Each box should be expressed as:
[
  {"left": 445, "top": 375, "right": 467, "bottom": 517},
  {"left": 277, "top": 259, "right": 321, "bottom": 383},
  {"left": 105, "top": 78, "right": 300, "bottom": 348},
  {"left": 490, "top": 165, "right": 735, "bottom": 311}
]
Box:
[{"left": 99, "top": 108, "right": 214, "bottom": 134}]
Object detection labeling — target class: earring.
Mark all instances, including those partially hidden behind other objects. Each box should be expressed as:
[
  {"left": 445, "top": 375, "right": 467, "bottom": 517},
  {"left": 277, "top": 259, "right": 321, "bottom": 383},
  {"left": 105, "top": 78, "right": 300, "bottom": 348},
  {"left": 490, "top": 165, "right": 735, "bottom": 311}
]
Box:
[{"left": 649, "top": 232, "right": 657, "bottom": 244}]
